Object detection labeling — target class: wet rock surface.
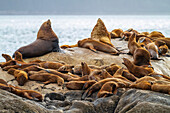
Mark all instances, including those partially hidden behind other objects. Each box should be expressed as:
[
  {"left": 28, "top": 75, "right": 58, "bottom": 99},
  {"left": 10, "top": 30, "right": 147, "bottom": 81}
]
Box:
[{"left": 0, "top": 39, "right": 169, "bottom": 112}]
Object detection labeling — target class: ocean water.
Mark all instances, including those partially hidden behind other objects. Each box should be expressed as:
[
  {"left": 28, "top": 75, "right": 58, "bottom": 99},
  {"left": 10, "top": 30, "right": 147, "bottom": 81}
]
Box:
[{"left": 0, "top": 15, "right": 170, "bottom": 62}]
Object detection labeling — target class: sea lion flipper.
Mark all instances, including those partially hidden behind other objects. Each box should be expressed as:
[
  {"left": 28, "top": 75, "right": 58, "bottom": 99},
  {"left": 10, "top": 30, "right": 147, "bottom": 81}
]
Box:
[{"left": 2, "top": 54, "right": 13, "bottom": 62}]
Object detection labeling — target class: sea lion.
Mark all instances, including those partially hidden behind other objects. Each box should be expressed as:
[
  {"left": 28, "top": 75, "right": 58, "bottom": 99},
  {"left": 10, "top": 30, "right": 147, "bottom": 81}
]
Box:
[
  {"left": 120, "top": 28, "right": 142, "bottom": 41},
  {"left": 21, "top": 65, "right": 41, "bottom": 73},
  {"left": 81, "top": 77, "right": 131, "bottom": 99},
  {"left": 29, "top": 73, "right": 64, "bottom": 86},
  {"left": 11, "top": 88, "right": 43, "bottom": 101},
  {"left": 122, "top": 69, "right": 138, "bottom": 82},
  {"left": 88, "top": 69, "right": 113, "bottom": 81},
  {"left": 133, "top": 48, "right": 151, "bottom": 66},
  {"left": 128, "top": 33, "right": 141, "bottom": 55},
  {"left": 122, "top": 58, "right": 154, "bottom": 78},
  {"left": 145, "top": 42, "right": 159, "bottom": 60},
  {"left": 81, "top": 62, "right": 92, "bottom": 76},
  {"left": 13, "top": 19, "right": 61, "bottom": 59},
  {"left": 147, "top": 31, "right": 165, "bottom": 40},
  {"left": 78, "top": 38, "right": 119, "bottom": 55},
  {"left": 1, "top": 52, "right": 25, "bottom": 68},
  {"left": 151, "top": 81, "right": 170, "bottom": 94},
  {"left": 155, "top": 38, "right": 170, "bottom": 49},
  {"left": 2, "top": 54, "right": 13, "bottom": 62},
  {"left": 91, "top": 18, "right": 114, "bottom": 47},
  {"left": 13, "top": 69, "right": 28, "bottom": 86},
  {"left": 158, "top": 45, "right": 168, "bottom": 55},
  {"left": 0, "top": 79, "right": 8, "bottom": 86},
  {"left": 97, "top": 81, "right": 118, "bottom": 98},
  {"left": 112, "top": 68, "right": 133, "bottom": 83},
  {"left": 64, "top": 80, "right": 96, "bottom": 90},
  {"left": 73, "top": 64, "right": 103, "bottom": 75},
  {"left": 129, "top": 76, "right": 157, "bottom": 90},
  {"left": 130, "top": 81, "right": 152, "bottom": 90},
  {"left": 140, "top": 32, "right": 150, "bottom": 36},
  {"left": 138, "top": 37, "right": 152, "bottom": 46},
  {"left": 105, "top": 64, "right": 121, "bottom": 75},
  {"left": 39, "top": 62, "right": 74, "bottom": 73},
  {"left": 35, "top": 66, "right": 72, "bottom": 81},
  {"left": 110, "top": 29, "right": 123, "bottom": 38}
]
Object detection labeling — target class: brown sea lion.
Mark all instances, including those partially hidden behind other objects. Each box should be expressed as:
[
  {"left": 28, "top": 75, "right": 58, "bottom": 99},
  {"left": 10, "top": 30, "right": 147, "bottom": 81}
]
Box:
[
  {"left": 140, "top": 32, "right": 150, "bottom": 36},
  {"left": 13, "top": 19, "right": 61, "bottom": 59},
  {"left": 11, "top": 88, "right": 43, "bottom": 101},
  {"left": 148, "top": 73, "right": 170, "bottom": 81},
  {"left": 129, "top": 76, "right": 157, "bottom": 90},
  {"left": 1, "top": 52, "right": 25, "bottom": 68},
  {"left": 128, "top": 33, "right": 141, "bottom": 55},
  {"left": 13, "top": 69, "right": 28, "bottom": 86},
  {"left": 21, "top": 65, "right": 41, "bottom": 73},
  {"left": 155, "top": 38, "right": 170, "bottom": 49},
  {"left": 78, "top": 38, "right": 119, "bottom": 55},
  {"left": 35, "top": 66, "right": 72, "bottom": 81},
  {"left": 110, "top": 29, "right": 123, "bottom": 38},
  {"left": 81, "top": 77, "right": 131, "bottom": 99},
  {"left": 130, "top": 81, "right": 152, "bottom": 90},
  {"left": 64, "top": 80, "right": 96, "bottom": 90},
  {"left": 0, "top": 79, "right": 8, "bottom": 86},
  {"left": 133, "top": 48, "right": 151, "bottom": 66},
  {"left": 39, "top": 62, "right": 74, "bottom": 73},
  {"left": 73, "top": 64, "right": 103, "bottom": 75},
  {"left": 120, "top": 28, "right": 142, "bottom": 41},
  {"left": 145, "top": 42, "right": 159, "bottom": 60},
  {"left": 122, "top": 58, "right": 154, "bottom": 78},
  {"left": 138, "top": 37, "right": 152, "bottom": 46},
  {"left": 122, "top": 69, "right": 138, "bottom": 82},
  {"left": 158, "top": 45, "right": 168, "bottom": 55},
  {"left": 148, "top": 31, "right": 165, "bottom": 40},
  {"left": 2, "top": 54, "right": 13, "bottom": 62},
  {"left": 151, "top": 81, "right": 170, "bottom": 94},
  {"left": 105, "top": 64, "right": 121, "bottom": 75},
  {"left": 88, "top": 69, "right": 113, "bottom": 81},
  {"left": 91, "top": 18, "right": 114, "bottom": 47},
  {"left": 97, "top": 81, "right": 118, "bottom": 98},
  {"left": 29, "top": 73, "right": 64, "bottom": 86}
]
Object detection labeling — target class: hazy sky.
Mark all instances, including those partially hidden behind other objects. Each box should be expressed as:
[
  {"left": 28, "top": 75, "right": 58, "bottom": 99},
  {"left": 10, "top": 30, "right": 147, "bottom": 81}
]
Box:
[{"left": 0, "top": 0, "right": 170, "bottom": 15}]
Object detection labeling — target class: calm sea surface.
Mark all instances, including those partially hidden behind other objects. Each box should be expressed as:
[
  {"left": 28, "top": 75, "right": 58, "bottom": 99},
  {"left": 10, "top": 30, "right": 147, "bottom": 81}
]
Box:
[{"left": 0, "top": 15, "right": 170, "bottom": 62}]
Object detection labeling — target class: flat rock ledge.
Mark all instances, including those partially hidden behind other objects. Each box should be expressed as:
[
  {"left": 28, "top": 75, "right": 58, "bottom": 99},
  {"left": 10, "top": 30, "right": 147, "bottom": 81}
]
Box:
[{"left": 0, "top": 39, "right": 170, "bottom": 112}]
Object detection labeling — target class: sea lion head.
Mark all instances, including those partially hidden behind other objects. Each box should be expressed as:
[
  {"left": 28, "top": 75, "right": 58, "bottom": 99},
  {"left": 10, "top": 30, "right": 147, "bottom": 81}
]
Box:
[{"left": 40, "top": 19, "right": 51, "bottom": 30}]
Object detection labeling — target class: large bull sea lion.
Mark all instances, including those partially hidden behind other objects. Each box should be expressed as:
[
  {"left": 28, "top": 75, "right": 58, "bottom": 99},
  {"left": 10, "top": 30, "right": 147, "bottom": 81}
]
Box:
[{"left": 13, "top": 19, "right": 61, "bottom": 58}]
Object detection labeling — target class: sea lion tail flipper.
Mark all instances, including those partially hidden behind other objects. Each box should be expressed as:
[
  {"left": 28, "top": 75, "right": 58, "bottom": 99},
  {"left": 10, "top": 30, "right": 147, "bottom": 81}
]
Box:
[
  {"left": 43, "top": 80, "right": 52, "bottom": 85},
  {"left": 23, "top": 92, "right": 34, "bottom": 100},
  {"left": 162, "top": 54, "right": 170, "bottom": 57},
  {"left": 81, "top": 88, "right": 91, "bottom": 100},
  {"left": 151, "top": 58, "right": 164, "bottom": 61},
  {"left": 60, "top": 44, "right": 78, "bottom": 49},
  {"left": 88, "top": 45, "right": 98, "bottom": 53}
]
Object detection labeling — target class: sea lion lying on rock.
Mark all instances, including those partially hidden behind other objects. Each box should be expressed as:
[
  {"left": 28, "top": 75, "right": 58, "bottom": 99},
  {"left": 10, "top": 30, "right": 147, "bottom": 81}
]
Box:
[
  {"left": 122, "top": 58, "right": 154, "bottom": 78},
  {"left": 78, "top": 38, "right": 119, "bottom": 55},
  {"left": 29, "top": 73, "right": 64, "bottom": 85},
  {"left": 13, "top": 19, "right": 61, "bottom": 59},
  {"left": 110, "top": 29, "right": 123, "bottom": 38}
]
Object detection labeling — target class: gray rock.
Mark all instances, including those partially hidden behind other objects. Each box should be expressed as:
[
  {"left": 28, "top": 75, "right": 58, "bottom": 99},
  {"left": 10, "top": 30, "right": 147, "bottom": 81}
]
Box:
[
  {"left": 45, "top": 92, "right": 66, "bottom": 101},
  {"left": 0, "top": 89, "right": 61, "bottom": 113},
  {"left": 69, "top": 100, "right": 96, "bottom": 113},
  {"left": 115, "top": 89, "right": 170, "bottom": 113},
  {"left": 64, "top": 90, "right": 84, "bottom": 101},
  {"left": 93, "top": 95, "right": 119, "bottom": 113}
]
